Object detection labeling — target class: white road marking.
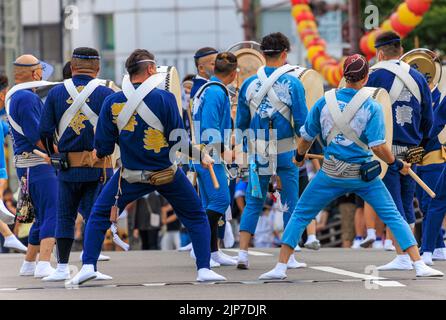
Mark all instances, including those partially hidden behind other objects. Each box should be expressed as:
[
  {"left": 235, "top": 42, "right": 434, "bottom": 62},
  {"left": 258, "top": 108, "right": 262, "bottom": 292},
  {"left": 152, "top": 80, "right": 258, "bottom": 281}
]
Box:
[
  {"left": 311, "top": 266, "right": 406, "bottom": 288},
  {"left": 0, "top": 288, "right": 17, "bottom": 291},
  {"left": 223, "top": 249, "right": 273, "bottom": 257}
]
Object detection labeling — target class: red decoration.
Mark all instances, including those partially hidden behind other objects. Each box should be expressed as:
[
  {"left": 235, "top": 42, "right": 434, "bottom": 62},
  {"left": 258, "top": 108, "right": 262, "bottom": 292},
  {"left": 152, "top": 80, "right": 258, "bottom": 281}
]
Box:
[
  {"left": 390, "top": 13, "right": 414, "bottom": 37},
  {"left": 295, "top": 11, "right": 315, "bottom": 23},
  {"left": 291, "top": 0, "right": 309, "bottom": 5},
  {"left": 405, "top": 0, "right": 432, "bottom": 16}
]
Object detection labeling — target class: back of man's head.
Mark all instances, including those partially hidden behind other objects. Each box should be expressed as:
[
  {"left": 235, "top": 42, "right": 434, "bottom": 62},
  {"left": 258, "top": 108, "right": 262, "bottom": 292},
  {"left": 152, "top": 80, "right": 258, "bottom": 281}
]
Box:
[
  {"left": 71, "top": 47, "right": 101, "bottom": 76},
  {"left": 375, "top": 31, "right": 402, "bottom": 60},
  {"left": 214, "top": 52, "right": 238, "bottom": 77},
  {"left": 125, "top": 49, "right": 156, "bottom": 79},
  {"left": 261, "top": 32, "right": 291, "bottom": 60}
]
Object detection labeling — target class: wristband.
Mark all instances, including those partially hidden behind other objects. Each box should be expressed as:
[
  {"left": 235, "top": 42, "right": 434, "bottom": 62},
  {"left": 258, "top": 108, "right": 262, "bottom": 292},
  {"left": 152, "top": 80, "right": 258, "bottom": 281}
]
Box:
[{"left": 388, "top": 159, "right": 404, "bottom": 172}]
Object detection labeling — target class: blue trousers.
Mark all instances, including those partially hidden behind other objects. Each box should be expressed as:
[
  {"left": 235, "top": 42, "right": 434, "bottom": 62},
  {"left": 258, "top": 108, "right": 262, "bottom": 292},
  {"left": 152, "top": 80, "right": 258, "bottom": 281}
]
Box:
[
  {"left": 196, "top": 164, "right": 230, "bottom": 215},
  {"left": 18, "top": 165, "right": 58, "bottom": 246},
  {"left": 55, "top": 180, "right": 104, "bottom": 240},
  {"left": 417, "top": 164, "right": 446, "bottom": 253},
  {"left": 83, "top": 169, "right": 211, "bottom": 270},
  {"left": 382, "top": 165, "right": 417, "bottom": 225},
  {"left": 282, "top": 171, "right": 417, "bottom": 251},
  {"left": 240, "top": 164, "right": 299, "bottom": 235}
]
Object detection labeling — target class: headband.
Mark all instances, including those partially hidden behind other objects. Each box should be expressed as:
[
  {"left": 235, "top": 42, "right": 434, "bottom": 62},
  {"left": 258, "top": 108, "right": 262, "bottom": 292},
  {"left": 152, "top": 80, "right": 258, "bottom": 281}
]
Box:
[
  {"left": 13, "top": 61, "right": 41, "bottom": 67},
  {"left": 72, "top": 54, "right": 101, "bottom": 60},
  {"left": 375, "top": 38, "right": 401, "bottom": 49},
  {"left": 194, "top": 50, "right": 219, "bottom": 60}
]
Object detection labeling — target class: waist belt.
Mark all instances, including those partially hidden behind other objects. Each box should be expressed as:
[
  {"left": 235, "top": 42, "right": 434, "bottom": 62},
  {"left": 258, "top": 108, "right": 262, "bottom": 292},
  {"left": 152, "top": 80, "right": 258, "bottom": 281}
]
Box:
[
  {"left": 14, "top": 153, "right": 48, "bottom": 169},
  {"left": 67, "top": 151, "right": 112, "bottom": 169},
  {"left": 322, "top": 157, "right": 362, "bottom": 179},
  {"left": 419, "top": 147, "right": 446, "bottom": 166},
  {"left": 248, "top": 137, "right": 297, "bottom": 157},
  {"left": 122, "top": 164, "right": 178, "bottom": 185},
  {"left": 392, "top": 145, "right": 409, "bottom": 160}
]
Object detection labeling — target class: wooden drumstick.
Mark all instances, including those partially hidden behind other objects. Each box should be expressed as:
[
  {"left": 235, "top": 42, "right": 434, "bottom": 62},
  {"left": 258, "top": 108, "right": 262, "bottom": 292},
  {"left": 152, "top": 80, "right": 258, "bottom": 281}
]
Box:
[
  {"left": 306, "top": 154, "right": 324, "bottom": 160},
  {"left": 408, "top": 169, "right": 436, "bottom": 199},
  {"left": 33, "top": 150, "right": 50, "bottom": 162},
  {"left": 208, "top": 164, "right": 220, "bottom": 190}
]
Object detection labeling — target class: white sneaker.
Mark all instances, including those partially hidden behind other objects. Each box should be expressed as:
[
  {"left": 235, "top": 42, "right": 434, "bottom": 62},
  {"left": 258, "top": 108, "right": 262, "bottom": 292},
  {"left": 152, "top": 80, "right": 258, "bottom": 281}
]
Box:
[
  {"left": 80, "top": 251, "right": 111, "bottom": 262},
  {"left": 377, "top": 255, "right": 414, "bottom": 271},
  {"left": 360, "top": 236, "right": 376, "bottom": 248},
  {"left": 190, "top": 248, "right": 196, "bottom": 260},
  {"left": 287, "top": 255, "right": 307, "bottom": 269},
  {"left": 42, "top": 265, "right": 71, "bottom": 282},
  {"left": 93, "top": 271, "right": 113, "bottom": 281},
  {"left": 0, "top": 201, "right": 15, "bottom": 225},
  {"left": 34, "top": 262, "right": 55, "bottom": 278},
  {"left": 4, "top": 235, "right": 27, "bottom": 253},
  {"left": 433, "top": 248, "right": 446, "bottom": 261},
  {"left": 66, "top": 265, "right": 97, "bottom": 286},
  {"left": 384, "top": 240, "right": 396, "bottom": 251},
  {"left": 259, "top": 263, "right": 288, "bottom": 281},
  {"left": 304, "top": 240, "right": 321, "bottom": 251},
  {"left": 20, "top": 261, "right": 36, "bottom": 277},
  {"left": 372, "top": 240, "right": 384, "bottom": 250},
  {"left": 351, "top": 238, "right": 363, "bottom": 249},
  {"left": 422, "top": 252, "right": 434, "bottom": 266},
  {"left": 414, "top": 261, "right": 444, "bottom": 277},
  {"left": 179, "top": 243, "right": 193, "bottom": 252},
  {"left": 211, "top": 251, "right": 237, "bottom": 266},
  {"left": 295, "top": 244, "right": 302, "bottom": 252},
  {"left": 197, "top": 268, "right": 227, "bottom": 282}
]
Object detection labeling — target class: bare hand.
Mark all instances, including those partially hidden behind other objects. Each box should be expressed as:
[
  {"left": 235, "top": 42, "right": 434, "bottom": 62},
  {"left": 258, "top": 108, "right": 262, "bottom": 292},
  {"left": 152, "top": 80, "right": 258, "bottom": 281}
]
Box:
[
  {"left": 201, "top": 153, "right": 215, "bottom": 169},
  {"left": 400, "top": 161, "right": 411, "bottom": 176}
]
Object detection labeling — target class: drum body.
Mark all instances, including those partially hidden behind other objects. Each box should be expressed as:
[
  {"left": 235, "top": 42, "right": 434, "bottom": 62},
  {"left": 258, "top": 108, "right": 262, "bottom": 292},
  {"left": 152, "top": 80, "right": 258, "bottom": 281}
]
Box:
[
  {"left": 293, "top": 68, "right": 325, "bottom": 110},
  {"left": 401, "top": 48, "right": 442, "bottom": 91},
  {"left": 157, "top": 66, "right": 182, "bottom": 116}
]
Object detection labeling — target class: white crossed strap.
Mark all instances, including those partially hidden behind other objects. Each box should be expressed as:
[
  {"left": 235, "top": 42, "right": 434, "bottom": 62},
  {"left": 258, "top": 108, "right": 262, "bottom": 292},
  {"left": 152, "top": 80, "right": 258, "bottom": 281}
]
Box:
[
  {"left": 371, "top": 61, "right": 421, "bottom": 104},
  {"left": 325, "top": 88, "right": 375, "bottom": 151},
  {"left": 118, "top": 74, "right": 165, "bottom": 133},
  {"left": 5, "top": 80, "right": 61, "bottom": 136},
  {"left": 58, "top": 79, "right": 102, "bottom": 138},
  {"left": 248, "top": 64, "right": 298, "bottom": 119},
  {"left": 192, "top": 81, "right": 229, "bottom": 117}
]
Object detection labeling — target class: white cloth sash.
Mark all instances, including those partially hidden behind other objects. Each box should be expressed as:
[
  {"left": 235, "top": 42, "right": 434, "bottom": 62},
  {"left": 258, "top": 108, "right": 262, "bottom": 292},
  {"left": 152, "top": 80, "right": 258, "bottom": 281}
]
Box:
[
  {"left": 58, "top": 79, "right": 101, "bottom": 138},
  {"left": 118, "top": 74, "right": 165, "bottom": 133}
]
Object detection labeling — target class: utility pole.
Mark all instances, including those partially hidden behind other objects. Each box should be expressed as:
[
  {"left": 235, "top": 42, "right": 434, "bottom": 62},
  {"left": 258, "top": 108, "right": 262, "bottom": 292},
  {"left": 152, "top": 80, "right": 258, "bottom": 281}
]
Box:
[
  {"left": 242, "top": 0, "right": 259, "bottom": 41},
  {"left": 3, "top": 0, "right": 22, "bottom": 82},
  {"left": 348, "top": 0, "right": 361, "bottom": 54}
]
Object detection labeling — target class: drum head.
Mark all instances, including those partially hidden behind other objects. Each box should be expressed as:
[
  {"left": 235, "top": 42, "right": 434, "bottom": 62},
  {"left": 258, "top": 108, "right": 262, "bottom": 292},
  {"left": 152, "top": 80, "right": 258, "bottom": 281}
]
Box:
[
  {"left": 401, "top": 49, "right": 442, "bottom": 90},
  {"left": 157, "top": 66, "right": 182, "bottom": 116},
  {"left": 299, "top": 69, "right": 325, "bottom": 110},
  {"left": 232, "top": 48, "right": 266, "bottom": 90},
  {"left": 368, "top": 87, "right": 393, "bottom": 178}
]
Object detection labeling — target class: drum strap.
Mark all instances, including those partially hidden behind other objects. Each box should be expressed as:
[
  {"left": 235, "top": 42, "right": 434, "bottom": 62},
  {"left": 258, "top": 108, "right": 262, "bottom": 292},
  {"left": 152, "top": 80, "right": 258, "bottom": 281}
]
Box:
[
  {"left": 5, "top": 80, "right": 61, "bottom": 136},
  {"left": 371, "top": 61, "right": 421, "bottom": 104},
  {"left": 58, "top": 79, "right": 101, "bottom": 138},
  {"left": 119, "top": 74, "right": 165, "bottom": 133},
  {"left": 192, "top": 81, "right": 229, "bottom": 117},
  {"left": 248, "top": 64, "right": 297, "bottom": 119},
  {"left": 325, "top": 88, "right": 374, "bottom": 151}
]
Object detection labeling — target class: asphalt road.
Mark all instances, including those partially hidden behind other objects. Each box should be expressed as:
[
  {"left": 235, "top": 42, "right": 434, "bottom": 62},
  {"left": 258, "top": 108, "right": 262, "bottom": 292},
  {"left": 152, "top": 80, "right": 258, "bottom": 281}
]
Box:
[{"left": 0, "top": 248, "right": 445, "bottom": 300}]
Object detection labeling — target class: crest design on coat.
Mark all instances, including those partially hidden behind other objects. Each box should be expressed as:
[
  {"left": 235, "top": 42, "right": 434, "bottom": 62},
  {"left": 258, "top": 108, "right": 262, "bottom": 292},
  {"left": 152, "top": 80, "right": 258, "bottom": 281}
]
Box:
[
  {"left": 111, "top": 103, "right": 138, "bottom": 132},
  {"left": 395, "top": 105, "right": 413, "bottom": 126},
  {"left": 143, "top": 128, "right": 168, "bottom": 153}
]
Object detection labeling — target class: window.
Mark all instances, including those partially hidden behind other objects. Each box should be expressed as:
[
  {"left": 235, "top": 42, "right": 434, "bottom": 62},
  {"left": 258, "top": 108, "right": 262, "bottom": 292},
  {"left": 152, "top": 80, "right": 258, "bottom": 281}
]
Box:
[{"left": 97, "top": 14, "right": 115, "bottom": 80}]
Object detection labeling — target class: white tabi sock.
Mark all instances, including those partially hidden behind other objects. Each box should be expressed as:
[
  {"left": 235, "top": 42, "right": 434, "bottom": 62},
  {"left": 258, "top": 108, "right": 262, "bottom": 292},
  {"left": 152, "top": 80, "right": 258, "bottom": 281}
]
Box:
[
  {"left": 367, "top": 229, "right": 376, "bottom": 240},
  {"left": 307, "top": 235, "right": 317, "bottom": 243},
  {"left": 238, "top": 250, "right": 249, "bottom": 262}
]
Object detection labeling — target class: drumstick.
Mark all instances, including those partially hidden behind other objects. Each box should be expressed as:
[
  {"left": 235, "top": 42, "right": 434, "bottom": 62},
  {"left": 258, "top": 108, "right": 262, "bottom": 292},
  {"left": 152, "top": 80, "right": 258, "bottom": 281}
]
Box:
[
  {"left": 306, "top": 154, "right": 324, "bottom": 160},
  {"left": 208, "top": 164, "right": 220, "bottom": 190},
  {"left": 408, "top": 169, "right": 436, "bottom": 199},
  {"left": 33, "top": 150, "right": 50, "bottom": 162}
]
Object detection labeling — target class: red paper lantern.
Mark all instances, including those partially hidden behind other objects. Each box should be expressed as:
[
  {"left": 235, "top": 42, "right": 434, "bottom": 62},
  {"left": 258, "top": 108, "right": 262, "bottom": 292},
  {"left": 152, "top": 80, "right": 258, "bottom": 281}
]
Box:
[
  {"left": 291, "top": 0, "right": 309, "bottom": 5},
  {"left": 295, "top": 11, "right": 315, "bottom": 23},
  {"left": 390, "top": 13, "right": 414, "bottom": 37},
  {"left": 360, "top": 35, "right": 374, "bottom": 57},
  {"left": 405, "top": 0, "right": 432, "bottom": 16},
  {"left": 308, "top": 37, "right": 327, "bottom": 48}
]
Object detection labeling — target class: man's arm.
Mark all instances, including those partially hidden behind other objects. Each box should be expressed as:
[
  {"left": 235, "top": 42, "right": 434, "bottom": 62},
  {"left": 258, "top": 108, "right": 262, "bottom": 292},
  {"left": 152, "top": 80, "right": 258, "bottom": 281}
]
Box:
[
  {"left": 419, "top": 77, "right": 434, "bottom": 146},
  {"left": 94, "top": 96, "right": 119, "bottom": 158},
  {"left": 290, "top": 79, "right": 308, "bottom": 137}
]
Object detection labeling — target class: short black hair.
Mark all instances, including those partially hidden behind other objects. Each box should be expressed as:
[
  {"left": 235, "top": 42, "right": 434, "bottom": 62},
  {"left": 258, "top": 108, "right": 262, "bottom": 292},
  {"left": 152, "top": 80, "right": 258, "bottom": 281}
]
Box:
[
  {"left": 261, "top": 32, "right": 291, "bottom": 58},
  {"left": 194, "top": 47, "right": 218, "bottom": 68},
  {"left": 71, "top": 47, "right": 100, "bottom": 73},
  {"left": 125, "top": 49, "right": 156, "bottom": 77},
  {"left": 375, "top": 31, "right": 402, "bottom": 57},
  {"left": 214, "top": 52, "right": 238, "bottom": 76},
  {"left": 63, "top": 61, "right": 72, "bottom": 80},
  {"left": 72, "top": 47, "right": 100, "bottom": 59},
  {"left": 0, "top": 74, "right": 8, "bottom": 91},
  {"left": 182, "top": 74, "right": 195, "bottom": 83}
]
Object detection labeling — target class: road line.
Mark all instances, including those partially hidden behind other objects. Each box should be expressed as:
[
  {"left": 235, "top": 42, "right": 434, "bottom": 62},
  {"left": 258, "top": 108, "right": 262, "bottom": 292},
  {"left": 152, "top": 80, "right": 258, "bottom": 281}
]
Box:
[
  {"left": 311, "top": 266, "right": 406, "bottom": 288},
  {"left": 223, "top": 249, "right": 273, "bottom": 257}
]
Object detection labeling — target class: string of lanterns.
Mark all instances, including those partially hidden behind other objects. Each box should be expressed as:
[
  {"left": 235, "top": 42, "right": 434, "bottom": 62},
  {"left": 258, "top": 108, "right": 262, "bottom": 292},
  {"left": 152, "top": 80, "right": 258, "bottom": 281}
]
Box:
[{"left": 290, "top": 0, "right": 433, "bottom": 86}]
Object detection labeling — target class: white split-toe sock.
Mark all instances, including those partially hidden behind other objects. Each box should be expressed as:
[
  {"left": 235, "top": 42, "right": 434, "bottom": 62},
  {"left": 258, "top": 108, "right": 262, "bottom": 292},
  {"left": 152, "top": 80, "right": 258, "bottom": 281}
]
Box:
[
  {"left": 236, "top": 250, "right": 249, "bottom": 270},
  {"left": 287, "top": 255, "right": 307, "bottom": 269},
  {"left": 4, "top": 235, "right": 27, "bottom": 253},
  {"left": 80, "top": 251, "right": 111, "bottom": 262},
  {"left": 20, "top": 261, "right": 36, "bottom": 276},
  {"left": 42, "top": 264, "right": 70, "bottom": 282},
  {"left": 422, "top": 252, "right": 434, "bottom": 266},
  {"left": 384, "top": 239, "right": 396, "bottom": 251},
  {"left": 178, "top": 243, "right": 193, "bottom": 252},
  {"left": 34, "top": 261, "right": 55, "bottom": 278},
  {"left": 414, "top": 260, "right": 444, "bottom": 277},
  {"left": 259, "top": 263, "right": 288, "bottom": 280},
  {"left": 377, "top": 254, "right": 414, "bottom": 271},
  {"left": 94, "top": 271, "right": 113, "bottom": 281},
  {"left": 433, "top": 248, "right": 446, "bottom": 261},
  {"left": 211, "top": 251, "right": 237, "bottom": 266},
  {"left": 66, "top": 265, "right": 97, "bottom": 286},
  {"left": 196, "top": 269, "right": 227, "bottom": 282}
]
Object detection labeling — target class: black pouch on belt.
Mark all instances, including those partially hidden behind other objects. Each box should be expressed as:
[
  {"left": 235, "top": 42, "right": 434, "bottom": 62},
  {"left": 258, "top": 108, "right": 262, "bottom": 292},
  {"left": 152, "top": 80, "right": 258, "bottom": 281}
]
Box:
[
  {"left": 360, "top": 160, "right": 382, "bottom": 182},
  {"left": 50, "top": 153, "right": 70, "bottom": 171}
]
